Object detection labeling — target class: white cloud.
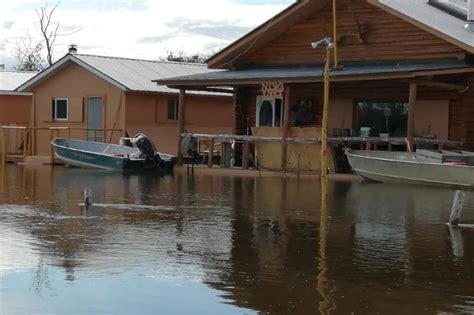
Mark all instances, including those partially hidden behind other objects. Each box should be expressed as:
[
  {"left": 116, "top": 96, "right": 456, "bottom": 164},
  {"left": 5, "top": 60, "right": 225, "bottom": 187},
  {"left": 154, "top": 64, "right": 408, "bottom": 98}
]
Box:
[{"left": 0, "top": 0, "right": 293, "bottom": 69}]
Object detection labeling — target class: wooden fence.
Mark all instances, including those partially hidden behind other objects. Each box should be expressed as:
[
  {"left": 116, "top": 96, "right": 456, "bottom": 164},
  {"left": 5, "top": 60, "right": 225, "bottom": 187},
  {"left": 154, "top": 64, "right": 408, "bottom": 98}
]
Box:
[{"left": 0, "top": 126, "right": 122, "bottom": 164}]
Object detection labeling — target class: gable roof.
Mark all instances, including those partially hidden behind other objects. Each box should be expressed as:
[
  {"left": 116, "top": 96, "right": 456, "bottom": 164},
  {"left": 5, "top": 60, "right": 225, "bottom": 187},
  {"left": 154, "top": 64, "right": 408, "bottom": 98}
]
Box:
[
  {"left": 17, "top": 53, "right": 226, "bottom": 96},
  {"left": 207, "top": 0, "right": 329, "bottom": 69},
  {"left": 0, "top": 71, "right": 36, "bottom": 95},
  {"left": 207, "top": 0, "right": 474, "bottom": 69},
  {"left": 369, "top": 0, "right": 474, "bottom": 53}
]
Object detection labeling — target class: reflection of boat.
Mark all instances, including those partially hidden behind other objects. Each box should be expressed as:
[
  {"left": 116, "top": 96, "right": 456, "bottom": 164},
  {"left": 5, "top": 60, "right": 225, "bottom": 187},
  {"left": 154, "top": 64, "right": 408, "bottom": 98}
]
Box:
[
  {"left": 346, "top": 150, "right": 474, "bottom": 188},
  {"left": 51, "top": 134, "right": 176, "bottom": 171}
]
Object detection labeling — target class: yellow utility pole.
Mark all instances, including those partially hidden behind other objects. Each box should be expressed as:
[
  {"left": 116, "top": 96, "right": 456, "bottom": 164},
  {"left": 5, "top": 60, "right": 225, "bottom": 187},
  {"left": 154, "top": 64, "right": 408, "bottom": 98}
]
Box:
[
  {"left": 311, "top": 37, "right": 334, "bottom": 204},
  {"left": 333, "top": 0, "right": 338, "bottom": 68},
  {"left": 321, "top": 46, "right": 331, "bottom": 204}
]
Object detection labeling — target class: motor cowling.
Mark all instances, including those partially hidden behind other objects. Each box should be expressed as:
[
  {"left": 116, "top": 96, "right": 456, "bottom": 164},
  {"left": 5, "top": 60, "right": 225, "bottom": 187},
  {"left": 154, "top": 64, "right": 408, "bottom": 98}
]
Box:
[{"left": 131, "top": 133, "right": 162, "bottom": 165}]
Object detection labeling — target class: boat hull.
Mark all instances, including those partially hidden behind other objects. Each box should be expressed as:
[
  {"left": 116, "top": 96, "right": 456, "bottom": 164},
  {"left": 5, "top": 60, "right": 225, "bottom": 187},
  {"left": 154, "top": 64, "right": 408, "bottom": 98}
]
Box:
[
  {"left": 52, "top": 138, "right": 176, "bottom": 171},
  {"left": 346, "top": 150, "right": 474, "bottom": 188}
]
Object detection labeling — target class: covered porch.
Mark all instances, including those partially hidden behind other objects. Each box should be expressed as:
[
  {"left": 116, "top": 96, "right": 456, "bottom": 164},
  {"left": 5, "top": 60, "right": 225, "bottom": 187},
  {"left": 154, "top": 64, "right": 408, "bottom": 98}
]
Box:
[{"left": 155, "top": 60, "right": 473, "bottom": 173}]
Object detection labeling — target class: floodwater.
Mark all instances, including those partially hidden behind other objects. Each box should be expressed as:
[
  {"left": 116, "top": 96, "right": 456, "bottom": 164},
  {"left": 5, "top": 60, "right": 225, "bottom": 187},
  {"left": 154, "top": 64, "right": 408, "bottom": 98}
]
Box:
[{"left": 0, "top": 165, "right": 473, "bottom": 315}]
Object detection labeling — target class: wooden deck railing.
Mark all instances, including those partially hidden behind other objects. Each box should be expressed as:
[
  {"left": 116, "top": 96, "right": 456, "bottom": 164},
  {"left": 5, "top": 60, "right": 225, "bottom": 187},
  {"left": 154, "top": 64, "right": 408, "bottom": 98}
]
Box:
[{"left": 181, "top": 133, "right": 463, "bottom": 170}]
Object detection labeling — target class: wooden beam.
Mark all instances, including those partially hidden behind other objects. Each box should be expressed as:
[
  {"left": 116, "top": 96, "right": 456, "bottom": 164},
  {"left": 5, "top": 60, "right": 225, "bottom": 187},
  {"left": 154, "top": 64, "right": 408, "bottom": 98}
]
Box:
[
  {"left": 403, "top": 79, "right": 469, "bottom": 92},
  {"left": 195, "top": 87, "right": 235, "bottom": 94},
  {"left": 281, "top": 84, "right": 291, "bottom": 171},
  {"left": 207, "top": 138, "right": 214, "bottom": 168},
  {"left": 406, "top": 83, "right": 417, "bottom": 152},
  {"left": 176, "top": 89, "right": 186, "bottom": 166},
  {"left": 242, "top": 140, "right": 250, "bottom": 169}
]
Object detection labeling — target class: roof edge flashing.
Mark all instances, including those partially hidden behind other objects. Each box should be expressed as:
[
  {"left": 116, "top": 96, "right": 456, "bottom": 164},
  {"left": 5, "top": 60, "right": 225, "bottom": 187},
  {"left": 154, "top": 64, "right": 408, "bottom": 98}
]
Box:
[
  {"left": 469, "top": 0, "right": 474, "bottom": 19},
  {"left": 429, "top": 0, "right": 470, "bottom": 19}
]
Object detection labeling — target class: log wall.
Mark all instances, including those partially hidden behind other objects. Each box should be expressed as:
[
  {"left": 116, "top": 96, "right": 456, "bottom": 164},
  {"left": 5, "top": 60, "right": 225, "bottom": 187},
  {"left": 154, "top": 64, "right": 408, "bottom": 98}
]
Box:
[
  {"left": 238, "top": 0, "right": 465, "bottom": 68},
  {"left": 235, "top": 76, "right": 474, "bottom": 149}
]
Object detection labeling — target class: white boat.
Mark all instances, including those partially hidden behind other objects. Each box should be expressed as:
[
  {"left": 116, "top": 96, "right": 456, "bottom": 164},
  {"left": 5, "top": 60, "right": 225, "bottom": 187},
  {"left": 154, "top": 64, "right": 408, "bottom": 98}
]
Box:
[{"left": 345, "top": 150, "right": 474, "bottom": 188}]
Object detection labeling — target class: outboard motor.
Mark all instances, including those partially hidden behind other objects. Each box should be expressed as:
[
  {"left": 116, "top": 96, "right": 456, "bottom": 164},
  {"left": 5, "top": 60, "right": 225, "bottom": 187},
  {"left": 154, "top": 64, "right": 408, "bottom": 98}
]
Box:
[{"left": 131, "top": 133, "right": 162, "bottom": 166}]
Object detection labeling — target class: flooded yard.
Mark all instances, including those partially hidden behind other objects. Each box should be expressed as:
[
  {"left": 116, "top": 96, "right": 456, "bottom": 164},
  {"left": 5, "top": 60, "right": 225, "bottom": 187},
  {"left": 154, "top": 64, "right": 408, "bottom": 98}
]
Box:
[{"left": 0, "top": 165, "right": 473, "bottom": 314}]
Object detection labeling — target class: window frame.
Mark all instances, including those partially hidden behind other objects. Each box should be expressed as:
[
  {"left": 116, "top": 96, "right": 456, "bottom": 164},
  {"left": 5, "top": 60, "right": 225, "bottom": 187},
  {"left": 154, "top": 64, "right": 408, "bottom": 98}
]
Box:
[
  {"left": 256, "top": 96, "right": 284, "bottom": 127},
  {"left": 167, "top": 99, "right": 179, "bottom": 121},
  {"left": 52, "top": 98, "right": 69, "bottom": 121}
]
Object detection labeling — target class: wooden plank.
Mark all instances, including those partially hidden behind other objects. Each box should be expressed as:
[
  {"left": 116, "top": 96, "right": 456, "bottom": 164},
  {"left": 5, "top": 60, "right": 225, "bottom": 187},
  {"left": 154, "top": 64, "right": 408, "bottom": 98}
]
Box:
[
  {"left": 281, "top": 85, "right": 291, "bottom": 170},
  {"left": 406, "top": 83, "right": 417, "bottom": 152},
  {"left": 208, "top": 138, "right": 214, "bottom": 168},
  {"left": 242, "top": 140, "right": 250, "bottom": 169}
]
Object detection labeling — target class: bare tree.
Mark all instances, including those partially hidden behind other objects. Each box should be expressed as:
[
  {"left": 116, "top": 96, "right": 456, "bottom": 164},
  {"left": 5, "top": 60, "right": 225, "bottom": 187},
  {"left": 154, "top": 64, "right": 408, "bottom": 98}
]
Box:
[
  {"left": 36, "top": 2, "right": 61, "bottom": 66},
  {"left": 13, "top": 35, "right": 46, "bottom": 71}
]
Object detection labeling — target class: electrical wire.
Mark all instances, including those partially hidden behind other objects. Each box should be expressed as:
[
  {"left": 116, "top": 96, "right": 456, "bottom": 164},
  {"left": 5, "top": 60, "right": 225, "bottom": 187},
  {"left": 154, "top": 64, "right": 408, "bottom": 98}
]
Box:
[{"left": 217, "top": 0, "right": 293, "bottom": 69}]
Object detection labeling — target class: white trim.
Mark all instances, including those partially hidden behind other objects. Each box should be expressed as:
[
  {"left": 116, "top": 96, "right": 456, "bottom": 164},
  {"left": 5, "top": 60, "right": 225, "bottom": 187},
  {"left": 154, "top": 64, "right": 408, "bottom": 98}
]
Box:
[
  {"left": 256, "top": 95, "right": 284, "bottom": 127},
  {"left": 53, "top": 98, "right": 69, "bottom": 121},
  {"left": 16, "top": 54, "right": 129, "bottom": 92},
  {"left": 0, "top": 90, "right": 32, "bottom": 96}
]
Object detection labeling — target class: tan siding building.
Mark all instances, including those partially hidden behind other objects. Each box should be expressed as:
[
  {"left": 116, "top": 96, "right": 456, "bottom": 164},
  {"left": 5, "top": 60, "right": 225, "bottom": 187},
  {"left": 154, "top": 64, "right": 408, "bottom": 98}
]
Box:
[{"left": 17, "top": 53, "right": 233, "bottom": 157}]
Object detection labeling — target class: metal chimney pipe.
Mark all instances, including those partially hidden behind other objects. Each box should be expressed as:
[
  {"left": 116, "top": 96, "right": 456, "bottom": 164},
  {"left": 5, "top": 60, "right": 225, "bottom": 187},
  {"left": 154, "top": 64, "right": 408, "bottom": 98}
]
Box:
[
  {"left": 466, "top": 0, "right": 474, "bottom": 31},
  {"left": 68, "top": 44, "right": 78, "bottom": 54}
]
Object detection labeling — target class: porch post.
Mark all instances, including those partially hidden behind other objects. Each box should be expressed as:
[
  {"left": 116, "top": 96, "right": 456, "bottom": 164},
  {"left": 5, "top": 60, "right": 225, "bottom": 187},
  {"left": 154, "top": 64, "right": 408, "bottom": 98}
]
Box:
[
  {"left": 177, "top": 89, "right": 186, "bottom": 166},
  {"left": 406, "top": 83, "right": 417, "bottom": 152},
  {"left": 281, "top": 84, "right": 291, "bottom": 171}
]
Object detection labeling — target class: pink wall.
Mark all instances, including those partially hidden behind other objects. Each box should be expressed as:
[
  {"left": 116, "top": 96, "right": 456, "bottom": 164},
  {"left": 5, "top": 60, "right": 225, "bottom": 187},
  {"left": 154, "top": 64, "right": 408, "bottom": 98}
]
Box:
[
  {"left": 126, "top": 92, "right": 234, "bottom": 155},
  {"left": 31, "top": 63, "right": 124, "bottom": 156},
  {"left": 0, "top": 94, "right": 31, "bottom": 124}
]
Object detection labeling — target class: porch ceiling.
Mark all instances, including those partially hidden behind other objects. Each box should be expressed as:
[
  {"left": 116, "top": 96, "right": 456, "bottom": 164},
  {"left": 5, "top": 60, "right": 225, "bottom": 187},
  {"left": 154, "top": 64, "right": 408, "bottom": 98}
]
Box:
[{"left": 155, "top": 60, "right": 474, "bottom": 88}]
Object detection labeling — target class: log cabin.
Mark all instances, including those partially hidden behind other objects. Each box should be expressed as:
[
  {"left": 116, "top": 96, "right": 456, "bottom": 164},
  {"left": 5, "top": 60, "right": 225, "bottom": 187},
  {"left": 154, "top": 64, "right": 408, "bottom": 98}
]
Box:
[
  {"left": 16, "top": 47, "right": 233, "bottom": 161},
  {"left": 156, "top": 0, "right": 474, "bottom": 173}
]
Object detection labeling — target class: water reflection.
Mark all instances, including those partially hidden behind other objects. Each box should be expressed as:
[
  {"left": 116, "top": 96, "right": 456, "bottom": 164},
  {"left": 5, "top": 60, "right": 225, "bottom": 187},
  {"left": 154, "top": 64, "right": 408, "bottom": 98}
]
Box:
[{"left": 0, "top": 165, "right": 473, "bottom": 314}]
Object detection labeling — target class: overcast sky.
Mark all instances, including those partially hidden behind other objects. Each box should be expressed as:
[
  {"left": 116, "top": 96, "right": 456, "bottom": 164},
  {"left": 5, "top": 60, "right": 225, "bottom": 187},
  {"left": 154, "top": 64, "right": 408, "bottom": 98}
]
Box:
[{"left": 0, "top": 0, "right": 294, "bottom": 70}]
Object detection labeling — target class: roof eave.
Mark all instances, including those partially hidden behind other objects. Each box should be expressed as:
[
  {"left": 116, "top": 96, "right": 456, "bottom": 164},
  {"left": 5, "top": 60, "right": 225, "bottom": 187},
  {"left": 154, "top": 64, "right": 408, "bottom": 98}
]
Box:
[
  {"left": 159, "top": 66, "right": 474, "bottom": 88},
  {"left": 206, "top": 0, "right": 329, "bottom": 69},
  {"left": 367, "top": 0, "right": 474, "bottom": 54},
  {"left": 0, "top": 91, "right": 32, "bottom": 96},
  {"left": 16, "top": 54, "right": 131, "bottom": 93}
]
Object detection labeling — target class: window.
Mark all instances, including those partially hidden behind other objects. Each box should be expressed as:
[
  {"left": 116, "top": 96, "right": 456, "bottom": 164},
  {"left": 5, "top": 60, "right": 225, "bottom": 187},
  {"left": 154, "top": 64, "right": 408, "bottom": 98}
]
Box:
[
  {"left": 356, "top": 101, "right": 409, "bottom": 137},
  {"left": 256, "top": 96, "right": 283, "bottom": 127},
  {"left": 167, "top": 100, "right": 179, "bottom": 120},
  {"left": 52, "top": 98, "right": 68, "bottom": 121}
]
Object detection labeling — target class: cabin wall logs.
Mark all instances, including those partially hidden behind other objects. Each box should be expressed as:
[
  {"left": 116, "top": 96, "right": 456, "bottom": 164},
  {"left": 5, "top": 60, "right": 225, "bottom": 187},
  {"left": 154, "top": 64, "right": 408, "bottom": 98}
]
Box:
[
  {"left": 238, "top": 0, "right": 465, "bottom": 68},
  {"left": 235, "top": 77, "right": 473, "bottom": 149}
]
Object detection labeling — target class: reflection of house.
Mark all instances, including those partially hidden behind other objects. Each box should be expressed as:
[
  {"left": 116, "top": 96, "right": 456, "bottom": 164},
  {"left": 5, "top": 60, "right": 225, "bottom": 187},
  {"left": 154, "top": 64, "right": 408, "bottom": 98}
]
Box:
[
  {"left": 0, "top": 70, "right": 36, "bottom": 157},
  {"left": 157, "top": 0, "right": 474, "bottom": 171},
  {"left": 17, "top": 48, "right": 233, "bottom": 157}
]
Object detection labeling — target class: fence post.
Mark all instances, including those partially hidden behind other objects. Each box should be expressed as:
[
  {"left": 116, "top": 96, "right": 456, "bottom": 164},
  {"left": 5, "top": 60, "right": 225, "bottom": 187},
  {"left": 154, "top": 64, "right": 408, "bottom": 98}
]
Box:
[
  {"left": 23, "top": 128, "right": 27, "bottom": 158},
  {"left": 49, "top": 128, "right": 54, "bottom": 164},
  {"left": 242, "top": 140, "right": 250, "bottom": 169},
  {"left": 208, "top": 138, "right": 215, "bottom": 168},
  {"left": 0, "top": 128, "right": 5, "bottom": 168}
]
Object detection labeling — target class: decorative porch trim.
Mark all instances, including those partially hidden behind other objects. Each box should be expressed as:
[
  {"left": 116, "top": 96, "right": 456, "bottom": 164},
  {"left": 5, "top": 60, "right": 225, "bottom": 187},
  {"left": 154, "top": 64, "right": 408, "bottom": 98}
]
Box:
[{"left": 261, "top": 82, "right": 285, "bottom": 98}]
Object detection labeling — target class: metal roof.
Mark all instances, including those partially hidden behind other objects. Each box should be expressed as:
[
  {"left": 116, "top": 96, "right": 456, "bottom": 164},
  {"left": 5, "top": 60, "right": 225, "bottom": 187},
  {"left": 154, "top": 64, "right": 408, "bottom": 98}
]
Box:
[
  {"left": 17, "top": 53, "right": 227, "bottom": 96},
  {"left": 370, "top": 0, "right": 474, "bottom": 53},
  {"left": 156, "top": 60, "right": 474, "bottom": 86},
  {"left": 0, "top": 71, "right": 36, "bottom": 95}
]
